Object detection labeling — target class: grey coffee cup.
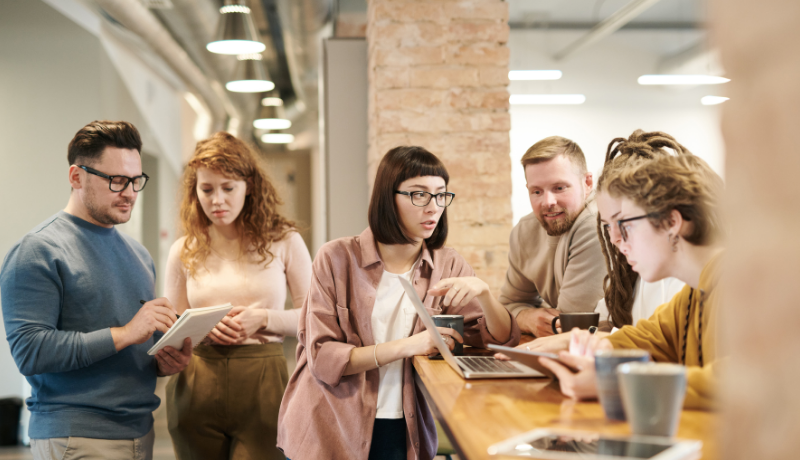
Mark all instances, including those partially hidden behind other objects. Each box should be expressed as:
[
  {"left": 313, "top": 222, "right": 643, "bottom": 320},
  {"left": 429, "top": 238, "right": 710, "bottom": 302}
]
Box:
[
  {"left": 432, "top": 315, "right": 464, "bottom": 355},
  {"left": 617, "top": 362, "right": 687, "bottom": 437},
  {"left": 594, "top": 349, "right": 650, "bottom": 421}
]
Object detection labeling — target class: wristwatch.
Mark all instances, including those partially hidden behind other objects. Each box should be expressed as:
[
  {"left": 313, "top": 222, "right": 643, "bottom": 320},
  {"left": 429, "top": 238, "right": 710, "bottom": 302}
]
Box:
[{"left": 588, "top": 326, "right": 598, "bottom": 334}]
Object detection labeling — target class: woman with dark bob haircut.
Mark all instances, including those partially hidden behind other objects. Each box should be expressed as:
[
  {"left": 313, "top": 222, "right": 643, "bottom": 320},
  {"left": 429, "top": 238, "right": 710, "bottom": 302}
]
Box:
[{"left": 277, "top": 146, "right": 520, "bottom": 460}]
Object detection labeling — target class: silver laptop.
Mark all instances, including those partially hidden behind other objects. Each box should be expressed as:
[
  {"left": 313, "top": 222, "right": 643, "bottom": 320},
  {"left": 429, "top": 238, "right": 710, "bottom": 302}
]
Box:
[{"left": 399, "top": 277, "right": 543, "bottom": 379}]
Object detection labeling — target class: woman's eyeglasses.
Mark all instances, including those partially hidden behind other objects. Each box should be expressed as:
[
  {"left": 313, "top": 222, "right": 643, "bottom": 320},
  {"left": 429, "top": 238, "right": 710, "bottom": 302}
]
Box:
[{"left": 395, "top": 190, "right": 455, "bottom": 207}]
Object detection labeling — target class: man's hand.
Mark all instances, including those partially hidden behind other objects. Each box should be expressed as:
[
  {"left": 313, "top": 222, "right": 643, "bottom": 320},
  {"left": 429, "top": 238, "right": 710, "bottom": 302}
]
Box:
[
  {"left": 209, "top": 307, "right": 267, "bottom": 345},
  {"left": 516, "top": 308, "right": 559, "bottom": 337},
  {"left": 156, "top": 338, "right": 192, "bottom": 376},
  {"left": 111, "top": 298, "right": 178, "bottom": 351}
]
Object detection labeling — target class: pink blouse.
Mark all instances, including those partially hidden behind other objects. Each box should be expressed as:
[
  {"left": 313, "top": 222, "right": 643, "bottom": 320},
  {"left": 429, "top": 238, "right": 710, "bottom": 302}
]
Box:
[
  {"left": 277, "top": 228, "right": 520, "bottom": 460},
  {"left": 165, "top": 231, "right": 312, "bottom": 343}
]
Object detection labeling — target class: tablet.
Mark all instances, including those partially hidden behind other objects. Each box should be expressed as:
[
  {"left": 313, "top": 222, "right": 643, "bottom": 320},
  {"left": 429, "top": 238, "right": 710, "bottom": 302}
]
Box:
[
  {"left": 487, "top": 429, "right": 702, "bottom": 460},
  {"left": 487, "top": 344, "right": 576, "bottom": 379}
]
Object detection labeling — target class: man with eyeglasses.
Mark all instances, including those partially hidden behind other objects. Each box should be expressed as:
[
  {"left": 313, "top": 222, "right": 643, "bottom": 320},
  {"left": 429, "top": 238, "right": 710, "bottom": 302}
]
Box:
[
  {"left": 499, "top": 136, "right": 606, "bottom": 338},
  {"left": 0, "top": 120, "right": 191, "bottom": 460}
]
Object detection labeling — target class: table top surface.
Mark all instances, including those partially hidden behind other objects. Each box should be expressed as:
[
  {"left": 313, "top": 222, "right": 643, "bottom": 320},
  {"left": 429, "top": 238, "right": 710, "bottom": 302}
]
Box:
[{"left": 412, "top": 348, "right": 717, "bottom": 460}]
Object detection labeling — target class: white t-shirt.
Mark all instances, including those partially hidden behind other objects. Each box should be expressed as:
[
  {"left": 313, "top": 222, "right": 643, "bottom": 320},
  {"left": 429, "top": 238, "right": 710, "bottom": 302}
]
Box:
[
  {"left": 371, "top": 267, "right": 417, "bottom": 419},
  {"left": 596, "top": 277, "right": 685, "bottom": 327}
]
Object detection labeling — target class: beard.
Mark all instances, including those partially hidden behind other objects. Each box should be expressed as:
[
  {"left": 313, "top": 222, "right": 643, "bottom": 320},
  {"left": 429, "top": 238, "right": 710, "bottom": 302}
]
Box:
[
  {"left": 536, "top": 205, "right": 584, "bottom": 236},
  {"left": 84, "top": 187, "right": 135, "bottom": 226}
]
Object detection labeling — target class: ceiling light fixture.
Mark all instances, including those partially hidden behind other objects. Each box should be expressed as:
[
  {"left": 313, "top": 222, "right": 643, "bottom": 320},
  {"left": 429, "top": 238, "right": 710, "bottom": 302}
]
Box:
[
  {"left": 207, "top": 0, "right": 266, "bottom": 55},
  {"left": 701, "top": 96, "right": 729, "bottom": 105},
  {"left": 261, "top": 133, "right": 295, "bottom": 144},
  {"left": 510, "top": 94, "right": 586, "bottom": 105},
  {"left": 509, "top": 70, "right": 563, "bottom": 81},
  {"left": 254, "top": 102, "right": 291, "bottom": 129},
  {"left": 226, "top": 54, "right": 274, "bottom": 93},
  {"left": 638, "top": 75, "right": 730, "bottom": 85},
  {"left": 261, "top": 97, "right": 283, "bottom": 106}
]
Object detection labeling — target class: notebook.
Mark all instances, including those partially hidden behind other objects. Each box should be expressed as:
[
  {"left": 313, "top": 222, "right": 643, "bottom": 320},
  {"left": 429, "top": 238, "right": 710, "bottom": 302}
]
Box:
[
  {"left": 147, "top": 303, "right": 233, "bottom": 355},
  {"left": 398, "top": 277, "right": 543, "bottom": 379}
]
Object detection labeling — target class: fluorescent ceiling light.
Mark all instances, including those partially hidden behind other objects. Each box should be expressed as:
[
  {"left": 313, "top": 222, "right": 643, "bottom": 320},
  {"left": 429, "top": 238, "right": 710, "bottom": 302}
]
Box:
[
  {"left": 226, "top": 80, "right": 275, "bottom": 93},
  {"left": 261, "top": 97, "right": 283, "bottom": 106},
  {"left": 638, "top": 75, "right": 730, "bottom": 85},
  {"left": 510, "top": 94, "right": 586, "bottom": 105},
  {"left": 261, "top": 133, "right": 294, "bottom": 144},
  {"left": 253, "top": 118, "right": 291, "bottom": 130},
  {"left": 509, "top": 70, "right": 562, "bottom": 81},
  {"left": 701, "top": 96, "right": 729, "bottom": 105}
]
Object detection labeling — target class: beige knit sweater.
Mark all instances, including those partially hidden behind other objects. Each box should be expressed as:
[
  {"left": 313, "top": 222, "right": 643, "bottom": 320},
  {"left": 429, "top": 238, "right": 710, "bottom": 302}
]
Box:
[{"left": 500, "top": 201, "right": 606, "bottom": 317}]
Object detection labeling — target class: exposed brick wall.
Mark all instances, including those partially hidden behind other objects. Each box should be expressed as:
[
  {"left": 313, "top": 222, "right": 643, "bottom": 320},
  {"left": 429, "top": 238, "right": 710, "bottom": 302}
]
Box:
[{"left": 367, "top": 0, "right": 512, "bottom": 293}]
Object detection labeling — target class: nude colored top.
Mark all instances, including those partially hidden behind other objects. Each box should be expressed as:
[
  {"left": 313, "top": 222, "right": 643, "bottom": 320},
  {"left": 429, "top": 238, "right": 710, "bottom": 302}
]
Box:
[
  {"left": 500, "top": 201, "right": 606, "bottom": 318},
  {"left": 277, "top": 228, "right": 520, "bottom": 460},
  {"left": 165, "top": 231, "right": 312, "bottom": 343}
]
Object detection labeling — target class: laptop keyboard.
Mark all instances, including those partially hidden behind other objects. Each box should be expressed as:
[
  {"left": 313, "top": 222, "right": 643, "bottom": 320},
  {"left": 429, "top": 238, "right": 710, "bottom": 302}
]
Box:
[{"left": 457, "top": 356, "right": 523, "bottom": 374}]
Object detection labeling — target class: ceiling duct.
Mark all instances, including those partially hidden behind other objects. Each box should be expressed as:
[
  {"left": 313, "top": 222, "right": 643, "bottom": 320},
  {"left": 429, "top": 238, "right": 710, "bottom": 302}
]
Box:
[
  {"left": 94, "top": 0, "right": 241, "bottom": 133},
  {"left": 553, "top": 0, "right": 662, "bottom": 61}
]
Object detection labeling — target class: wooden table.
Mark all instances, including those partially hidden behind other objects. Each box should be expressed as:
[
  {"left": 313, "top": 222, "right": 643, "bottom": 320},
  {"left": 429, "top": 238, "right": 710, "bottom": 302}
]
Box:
[{"left": 413, "top": 348, "right": 717, "bottom": 460}]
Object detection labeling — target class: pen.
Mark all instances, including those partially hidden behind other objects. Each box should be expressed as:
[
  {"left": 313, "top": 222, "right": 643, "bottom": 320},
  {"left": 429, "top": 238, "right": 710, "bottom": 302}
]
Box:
[{"left": 140, "top": 299, "right": 181, "bottom": 319}]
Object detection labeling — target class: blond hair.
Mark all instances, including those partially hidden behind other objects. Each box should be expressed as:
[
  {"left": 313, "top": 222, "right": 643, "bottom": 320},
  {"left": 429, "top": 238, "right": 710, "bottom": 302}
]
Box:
[
  {"left": 520, "top": 136, "right": 587, "bottom": 174},
  {"left": 606, "top": 154, "right": 724, "bottom": 246}
]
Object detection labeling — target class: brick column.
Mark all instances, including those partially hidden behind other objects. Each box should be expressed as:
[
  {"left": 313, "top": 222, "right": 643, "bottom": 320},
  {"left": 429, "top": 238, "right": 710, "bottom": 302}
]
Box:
[{"left": 367, "top": 0, "right": 512, "bottom": 292}]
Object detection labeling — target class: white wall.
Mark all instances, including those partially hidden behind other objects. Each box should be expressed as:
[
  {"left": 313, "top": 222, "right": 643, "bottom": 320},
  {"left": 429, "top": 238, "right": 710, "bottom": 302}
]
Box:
[{"left": 509, "top": 30, "right": 726, "bottom": 223}]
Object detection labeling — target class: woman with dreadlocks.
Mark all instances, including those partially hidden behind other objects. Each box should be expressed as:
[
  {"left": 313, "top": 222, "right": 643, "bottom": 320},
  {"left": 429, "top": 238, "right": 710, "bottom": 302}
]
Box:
[
  {"left": 594, "top": 131, "right": 688, "bottom": 329},
  {"left": 538, "top": 146, "right": 725, "bottom": 410}
]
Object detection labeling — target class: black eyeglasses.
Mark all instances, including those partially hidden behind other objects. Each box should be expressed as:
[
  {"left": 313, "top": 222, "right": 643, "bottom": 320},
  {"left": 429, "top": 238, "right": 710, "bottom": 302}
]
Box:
[
  {"left": 78, "top": 165, "right": 149, "bottom": 192},
  {"left": 617, "top": 213, "right": 659, "bottom": 242},
  {"left": 395, "top": 190, "right": 455, "bottom": 207}
]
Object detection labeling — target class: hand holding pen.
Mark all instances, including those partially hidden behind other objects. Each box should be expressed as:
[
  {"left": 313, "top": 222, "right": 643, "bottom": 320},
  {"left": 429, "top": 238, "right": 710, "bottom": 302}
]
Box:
[{"left": 110, "top": 298, "right": 179, "bottom": 352}]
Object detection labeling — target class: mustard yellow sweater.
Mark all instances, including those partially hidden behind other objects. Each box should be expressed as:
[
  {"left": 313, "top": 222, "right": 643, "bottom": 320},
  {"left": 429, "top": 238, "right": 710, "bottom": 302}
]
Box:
[{"left": 607, "top": 252, "right": 722, "bottom": 410}]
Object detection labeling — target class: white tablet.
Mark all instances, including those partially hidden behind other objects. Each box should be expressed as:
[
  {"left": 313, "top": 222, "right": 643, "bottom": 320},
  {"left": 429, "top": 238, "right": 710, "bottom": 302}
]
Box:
[{"left": 487, "top": 429, "right": 701, "bottom": 460}]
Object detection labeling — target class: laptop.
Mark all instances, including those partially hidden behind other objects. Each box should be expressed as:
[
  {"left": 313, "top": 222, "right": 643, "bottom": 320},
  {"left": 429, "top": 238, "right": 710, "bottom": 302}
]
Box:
[{"left": 399, "top": 277, "right": 544, "bottom": 379}]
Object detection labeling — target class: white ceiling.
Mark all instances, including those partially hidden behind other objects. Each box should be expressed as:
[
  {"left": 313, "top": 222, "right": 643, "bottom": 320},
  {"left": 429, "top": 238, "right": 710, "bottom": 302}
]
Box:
[{"left": 509, "top": 0, "right": 706, "bottom": 28}]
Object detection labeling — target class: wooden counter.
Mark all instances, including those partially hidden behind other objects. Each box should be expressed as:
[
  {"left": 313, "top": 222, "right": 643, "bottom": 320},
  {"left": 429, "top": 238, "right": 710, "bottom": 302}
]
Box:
[{"left": 413, "top": 351, "right": 717, "bottom": 460}]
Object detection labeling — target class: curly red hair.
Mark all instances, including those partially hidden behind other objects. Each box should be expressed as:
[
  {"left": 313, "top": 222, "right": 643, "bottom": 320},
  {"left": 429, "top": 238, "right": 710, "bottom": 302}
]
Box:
[{"left": 178, "top": 132, "right": 295, "bottom": 277}]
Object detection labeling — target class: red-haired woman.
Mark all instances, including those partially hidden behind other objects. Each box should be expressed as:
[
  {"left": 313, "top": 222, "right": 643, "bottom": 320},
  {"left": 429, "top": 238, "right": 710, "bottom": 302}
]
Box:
[
  {"left": 277, "top": 146, "right": 520, "bottom": 460},
  {"left": 164, "top": 132, "right": 312, "bottom": 459}
]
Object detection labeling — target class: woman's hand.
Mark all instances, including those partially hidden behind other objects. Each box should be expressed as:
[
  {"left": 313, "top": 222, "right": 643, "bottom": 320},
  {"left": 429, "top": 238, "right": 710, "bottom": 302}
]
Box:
[
  {"left": 428, "top": 277, "right": 490, "bottom": 308},
  {"left": 405, "top": 327, "right": 463, "bottom": 356},
  {"left": 493, "top": 333, "right": 572, "bottom": 361},
  {"left": 208, "top": 307, "right": 266, "bottom": 345},
  {"left": 568, "top": 328, "right": 613, "bottom": 357},
  {"left": 539, "top": 352, "right": 599, "bottom": 400}
]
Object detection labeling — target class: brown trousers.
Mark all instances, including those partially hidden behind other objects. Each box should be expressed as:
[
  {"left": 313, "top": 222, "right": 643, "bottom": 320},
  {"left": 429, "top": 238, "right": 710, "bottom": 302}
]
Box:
[{"left": 166, "top": 343, "right": 288, "bottom": 460}]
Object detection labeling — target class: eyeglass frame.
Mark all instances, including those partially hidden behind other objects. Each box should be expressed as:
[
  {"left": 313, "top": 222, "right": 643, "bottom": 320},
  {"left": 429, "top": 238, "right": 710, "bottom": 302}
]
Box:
[
  {"left": 78, "top": 165, "right": 150, "bottom": 192},
  {"left": 395, "top": 190, "right": 455, "bottom": 208},
  {"left": 617, "top": 213, "right": 660, "bottom": 242}
]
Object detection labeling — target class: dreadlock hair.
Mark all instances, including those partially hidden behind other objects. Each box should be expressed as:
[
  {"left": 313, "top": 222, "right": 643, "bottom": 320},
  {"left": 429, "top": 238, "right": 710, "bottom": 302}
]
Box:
[{"left": 596, "top": 130, "right": 693, "bottom": 328}]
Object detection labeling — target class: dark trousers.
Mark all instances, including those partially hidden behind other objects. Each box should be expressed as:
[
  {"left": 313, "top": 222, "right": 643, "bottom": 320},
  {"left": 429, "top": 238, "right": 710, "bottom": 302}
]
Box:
[{"left": 368, "top": 418, "right": 407, "bottom": 460}]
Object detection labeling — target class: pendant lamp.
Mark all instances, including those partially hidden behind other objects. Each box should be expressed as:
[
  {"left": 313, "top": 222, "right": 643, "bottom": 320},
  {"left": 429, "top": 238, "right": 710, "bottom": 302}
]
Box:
[
  {"left": 226, "top": 54, "right": 275, "bottom": 93},
  {"left": 207, "top": 0, "right": 266, "bottom": 55},
  {"left": 254, "top": 98, "right": 291, "bottom": 129}
]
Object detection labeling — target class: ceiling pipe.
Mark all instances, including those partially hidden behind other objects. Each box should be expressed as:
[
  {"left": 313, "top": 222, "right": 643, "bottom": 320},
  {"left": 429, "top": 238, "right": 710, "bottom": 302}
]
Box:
[
  {"left": 553, "top": 0, "right": 662, "bottom": 61},
  {"left": 94, "top": 0, "right": 240, "bottom": 133}
]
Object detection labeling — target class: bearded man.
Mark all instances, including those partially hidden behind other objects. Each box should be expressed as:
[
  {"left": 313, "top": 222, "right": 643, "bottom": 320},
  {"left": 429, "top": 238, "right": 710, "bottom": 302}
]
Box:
[{"left": 500, "top": 136, "right": 605, "bottom": 337}]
